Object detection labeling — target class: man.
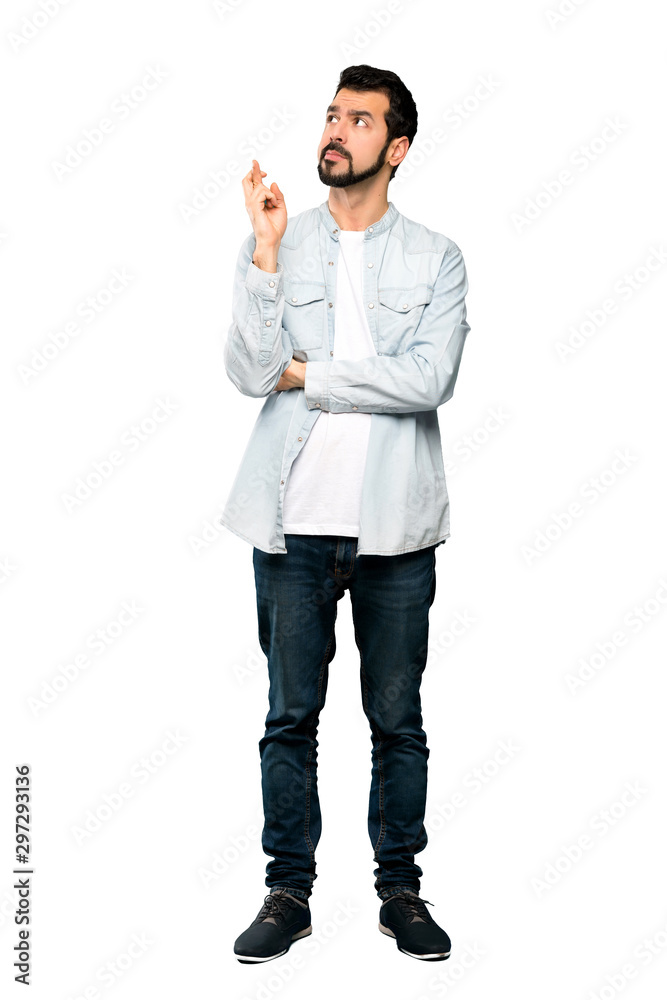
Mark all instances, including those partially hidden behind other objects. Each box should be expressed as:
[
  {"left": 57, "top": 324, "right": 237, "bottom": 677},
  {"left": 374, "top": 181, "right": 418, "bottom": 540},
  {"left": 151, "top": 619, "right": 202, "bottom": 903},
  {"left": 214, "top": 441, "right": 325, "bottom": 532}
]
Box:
[{"left": 221, "top": 64, "right": 471, "bottom": 963}]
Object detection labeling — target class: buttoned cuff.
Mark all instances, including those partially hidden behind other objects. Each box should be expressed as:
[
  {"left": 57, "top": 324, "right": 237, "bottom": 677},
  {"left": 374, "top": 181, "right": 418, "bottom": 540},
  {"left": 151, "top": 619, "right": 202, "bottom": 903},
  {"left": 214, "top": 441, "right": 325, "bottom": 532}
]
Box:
[
  {"left": 245, "top": 261, "right": 284, "bottom": 363},
  {"left": 245, "top": 260, "right": 284, "bottom": 296},
  {"left": 304, "top": 360, "right": 328, "bottom": 410}
]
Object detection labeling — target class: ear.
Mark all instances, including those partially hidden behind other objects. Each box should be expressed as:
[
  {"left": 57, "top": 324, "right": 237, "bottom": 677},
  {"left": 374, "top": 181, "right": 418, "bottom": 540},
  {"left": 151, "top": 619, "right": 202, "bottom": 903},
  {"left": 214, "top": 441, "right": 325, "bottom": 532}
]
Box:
[{"left": 388, "top": 136, "right": 410, "bottom": 168}]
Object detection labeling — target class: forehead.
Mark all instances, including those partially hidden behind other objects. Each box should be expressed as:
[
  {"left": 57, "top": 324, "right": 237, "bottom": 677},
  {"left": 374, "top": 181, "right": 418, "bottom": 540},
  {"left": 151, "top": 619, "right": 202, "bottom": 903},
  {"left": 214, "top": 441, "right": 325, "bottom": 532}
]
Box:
[{"left": 329, "top": 88, "right": 390, "bottom": 117}]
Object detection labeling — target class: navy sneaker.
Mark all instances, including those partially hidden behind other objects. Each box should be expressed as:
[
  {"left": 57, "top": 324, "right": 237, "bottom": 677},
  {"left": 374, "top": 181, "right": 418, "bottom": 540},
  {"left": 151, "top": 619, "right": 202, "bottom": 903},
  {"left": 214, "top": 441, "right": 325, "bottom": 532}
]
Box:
[
  {"left": 379, "top": 890, "right": 451, "bottom": 961},
  {"left": 234, "top": 888, "right": 312, "bottom": 964}
]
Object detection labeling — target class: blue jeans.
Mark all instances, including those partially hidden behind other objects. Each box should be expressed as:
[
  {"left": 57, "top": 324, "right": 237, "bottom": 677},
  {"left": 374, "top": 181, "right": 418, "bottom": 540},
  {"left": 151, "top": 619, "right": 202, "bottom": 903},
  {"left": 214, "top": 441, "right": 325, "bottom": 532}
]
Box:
[{"left": 252, "top": 534, "right": 439, "bottom": 901}]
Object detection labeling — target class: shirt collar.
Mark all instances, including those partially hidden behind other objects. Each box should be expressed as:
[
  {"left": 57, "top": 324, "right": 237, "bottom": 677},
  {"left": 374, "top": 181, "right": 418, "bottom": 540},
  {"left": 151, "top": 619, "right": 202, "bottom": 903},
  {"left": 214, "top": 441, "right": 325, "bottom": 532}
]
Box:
[{"left": 318, "top": 199, "right": 398, "bottom": 241}]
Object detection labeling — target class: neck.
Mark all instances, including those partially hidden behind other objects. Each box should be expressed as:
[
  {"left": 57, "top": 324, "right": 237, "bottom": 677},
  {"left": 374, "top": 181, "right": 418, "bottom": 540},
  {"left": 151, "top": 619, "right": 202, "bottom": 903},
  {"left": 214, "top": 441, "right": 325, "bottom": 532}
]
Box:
[{"left": 327, "top": 184, "right": 389, "bottom": 232}]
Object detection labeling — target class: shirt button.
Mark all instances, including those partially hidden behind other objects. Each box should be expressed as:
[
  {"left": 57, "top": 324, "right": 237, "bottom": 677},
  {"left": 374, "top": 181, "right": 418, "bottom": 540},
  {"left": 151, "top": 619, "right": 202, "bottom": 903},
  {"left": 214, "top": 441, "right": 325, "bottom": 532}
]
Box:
[
  {"left": 368, "top": 302, "right": 374, "bottom": 309},
  {"left": 297, "top": 436, "right": 303, "bottom": 441},
  {"left": 269, "top": 280, "right": 275, "bottom": 287},
  {"left": 367, "top": 262, "right": 374, "bottom": 268},
  {"left": 291, "top": 296, "right": 298, "bottom": 302},
  {"left": 330, "top": 350, "right": 333, "bottom": 356},
  {"left": 265, "top": 320, "right": 272, "bottom": 326},
  {"left": 403, "top": 303, "right": 409, "bottom": 309},
  {"left": 333, "top": 228, "right": 339, "bottom": 234},
  {"left": 328, "top": 302, "right": 333, "bottom": 308},
  {"left": 352, "top": 405, "right": 358, "bottom": 410},
  {"left": 368, "top": 227, "right": 374, "bottom": 233},
  {"left": 328, "top": 261, "right": 334, "bottom": 266},
  {"left": 315, "top": 402, "right": 321, "bottom": 407},
  {"left": 280, "top": 479, "right": 284, "bottom": 485}
]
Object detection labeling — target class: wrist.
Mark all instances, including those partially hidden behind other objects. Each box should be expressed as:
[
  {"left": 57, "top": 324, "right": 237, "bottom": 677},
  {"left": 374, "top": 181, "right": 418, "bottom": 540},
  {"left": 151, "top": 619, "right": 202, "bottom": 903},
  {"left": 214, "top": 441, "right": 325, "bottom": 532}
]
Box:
[{"left": 252, "top": 242, "right": 280, "bottom": 273}]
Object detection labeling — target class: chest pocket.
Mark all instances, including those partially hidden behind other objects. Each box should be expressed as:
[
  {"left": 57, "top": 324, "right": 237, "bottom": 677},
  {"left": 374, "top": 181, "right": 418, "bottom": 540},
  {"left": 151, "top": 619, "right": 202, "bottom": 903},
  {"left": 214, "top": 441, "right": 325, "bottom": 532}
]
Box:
[
  {"left": 377, "top": 284, "right": 433, "bottom": 355},
  {"left": 282, "top": 280, "right": 326, "bottom": 353}
]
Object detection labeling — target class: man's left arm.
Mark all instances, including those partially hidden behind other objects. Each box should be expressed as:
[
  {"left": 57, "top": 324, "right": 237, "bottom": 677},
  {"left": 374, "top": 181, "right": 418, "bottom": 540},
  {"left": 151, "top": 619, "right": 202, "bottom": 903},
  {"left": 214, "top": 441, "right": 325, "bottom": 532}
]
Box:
[{"left": 298, "top": 244, "right": 470, "bottom": 414}]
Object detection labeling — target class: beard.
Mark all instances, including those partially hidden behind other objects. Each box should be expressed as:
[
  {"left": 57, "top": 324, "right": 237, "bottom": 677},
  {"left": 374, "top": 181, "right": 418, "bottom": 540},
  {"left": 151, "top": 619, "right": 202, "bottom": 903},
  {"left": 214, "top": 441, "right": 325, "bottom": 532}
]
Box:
[{"left": 317, "top": 136, "right": 393, "bottom": 188}]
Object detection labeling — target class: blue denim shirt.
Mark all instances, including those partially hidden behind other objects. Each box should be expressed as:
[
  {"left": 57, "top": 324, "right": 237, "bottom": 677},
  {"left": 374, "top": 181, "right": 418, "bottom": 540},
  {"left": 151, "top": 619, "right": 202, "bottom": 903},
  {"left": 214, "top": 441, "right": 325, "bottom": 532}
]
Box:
[{"left": 219, "top": 199, "right": 471, "bottom": 555}]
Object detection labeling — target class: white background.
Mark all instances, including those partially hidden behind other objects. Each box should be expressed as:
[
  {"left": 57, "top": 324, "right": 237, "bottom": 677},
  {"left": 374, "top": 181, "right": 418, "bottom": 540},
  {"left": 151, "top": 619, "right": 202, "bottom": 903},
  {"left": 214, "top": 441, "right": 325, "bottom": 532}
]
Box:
[{"left": 2, "top": 0, "right": 666, "bottom": 997}]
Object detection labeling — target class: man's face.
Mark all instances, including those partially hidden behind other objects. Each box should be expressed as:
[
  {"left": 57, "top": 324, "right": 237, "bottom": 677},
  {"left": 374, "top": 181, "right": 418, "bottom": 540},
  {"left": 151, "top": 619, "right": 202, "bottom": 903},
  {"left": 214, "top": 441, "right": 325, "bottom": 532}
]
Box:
[{"left": 317, "top": 88, "right": 394, "bottom": 189}]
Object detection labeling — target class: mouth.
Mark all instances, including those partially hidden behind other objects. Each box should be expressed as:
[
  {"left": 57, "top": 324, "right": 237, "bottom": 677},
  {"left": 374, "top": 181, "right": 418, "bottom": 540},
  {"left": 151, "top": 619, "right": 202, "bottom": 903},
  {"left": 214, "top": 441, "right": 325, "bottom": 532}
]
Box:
[{"left": 324, "top": 150, "right": 347, "bottom": 162}]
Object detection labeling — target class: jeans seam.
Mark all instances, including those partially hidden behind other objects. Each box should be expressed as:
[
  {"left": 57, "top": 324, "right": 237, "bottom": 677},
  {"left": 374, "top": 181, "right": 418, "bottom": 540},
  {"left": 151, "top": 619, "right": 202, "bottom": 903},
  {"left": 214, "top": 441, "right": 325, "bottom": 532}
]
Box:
[
  {"left": 357, "top": 633, "right": 387, "bottom": 886},
  {"left": 303, "top": 620, "right": 335, "bottom": 880}
]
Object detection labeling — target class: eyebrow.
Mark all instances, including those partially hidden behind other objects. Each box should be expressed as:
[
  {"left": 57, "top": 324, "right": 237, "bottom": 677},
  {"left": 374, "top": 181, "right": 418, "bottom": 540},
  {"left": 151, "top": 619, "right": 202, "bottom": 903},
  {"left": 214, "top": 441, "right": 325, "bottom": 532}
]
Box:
[{"left": 326, "top": 104, "right": 376, "bottom": 122}]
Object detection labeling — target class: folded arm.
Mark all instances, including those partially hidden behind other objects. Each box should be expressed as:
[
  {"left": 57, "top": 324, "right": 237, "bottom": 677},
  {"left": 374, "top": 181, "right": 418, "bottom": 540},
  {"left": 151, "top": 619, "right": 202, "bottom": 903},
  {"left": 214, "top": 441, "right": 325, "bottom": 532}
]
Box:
[{"left": 304, "top": 244, "right": 470, "bottom": 414}]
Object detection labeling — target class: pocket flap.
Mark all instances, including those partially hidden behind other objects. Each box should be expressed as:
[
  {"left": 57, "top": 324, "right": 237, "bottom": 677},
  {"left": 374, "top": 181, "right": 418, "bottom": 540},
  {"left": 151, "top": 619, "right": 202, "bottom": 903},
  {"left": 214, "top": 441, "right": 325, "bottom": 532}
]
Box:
[
  {"left": 283, "top": 281, "right": 326, "bottom": 305},
  {"left": 378, "top": 284, "right": 433, "bottom": 312}
]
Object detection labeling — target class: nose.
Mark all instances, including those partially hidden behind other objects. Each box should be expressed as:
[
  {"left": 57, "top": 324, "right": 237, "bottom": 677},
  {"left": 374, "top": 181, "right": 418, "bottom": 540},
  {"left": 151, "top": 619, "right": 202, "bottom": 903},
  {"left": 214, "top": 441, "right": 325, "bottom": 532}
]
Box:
[{"left": 328, "top": 120, "right": 348, "bottom": 146}]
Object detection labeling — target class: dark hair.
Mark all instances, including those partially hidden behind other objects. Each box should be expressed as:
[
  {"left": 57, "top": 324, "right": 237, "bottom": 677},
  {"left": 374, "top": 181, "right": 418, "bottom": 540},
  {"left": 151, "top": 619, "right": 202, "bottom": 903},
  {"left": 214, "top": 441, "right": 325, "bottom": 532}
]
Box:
[{"left": 334, "top": 64, "right": 418, "bottom": 181}]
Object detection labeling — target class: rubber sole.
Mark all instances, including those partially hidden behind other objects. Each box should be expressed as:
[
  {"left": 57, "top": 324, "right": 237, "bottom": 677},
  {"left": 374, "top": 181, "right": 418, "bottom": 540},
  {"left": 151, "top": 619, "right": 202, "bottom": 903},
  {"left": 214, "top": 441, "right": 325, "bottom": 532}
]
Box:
[
  {"left": 235, "top": 925, "right": 312, "bottom": 964},
  {"left": 378, "top": 922, "right": 450, "bottom": 961}
]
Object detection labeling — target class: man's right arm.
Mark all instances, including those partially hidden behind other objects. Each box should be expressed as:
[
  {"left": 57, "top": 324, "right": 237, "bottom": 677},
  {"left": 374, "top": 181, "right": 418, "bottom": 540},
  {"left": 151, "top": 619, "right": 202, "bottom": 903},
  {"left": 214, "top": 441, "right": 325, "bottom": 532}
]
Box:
[
  {"left": 224, "top": 159, "right": 292, "bottom": 397},
  {"left": 223, "top": 233, "right": 294, "bottom": 398},
  {"left": 251, "top": 244, "right": 279, "bottom": 273}
]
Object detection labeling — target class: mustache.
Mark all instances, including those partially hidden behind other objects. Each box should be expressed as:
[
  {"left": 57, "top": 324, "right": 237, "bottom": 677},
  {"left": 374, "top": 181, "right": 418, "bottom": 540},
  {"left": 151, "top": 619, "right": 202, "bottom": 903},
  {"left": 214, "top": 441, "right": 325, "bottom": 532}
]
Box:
[{"left": 322, "top": 144, "right": 349, "bottom": 159}]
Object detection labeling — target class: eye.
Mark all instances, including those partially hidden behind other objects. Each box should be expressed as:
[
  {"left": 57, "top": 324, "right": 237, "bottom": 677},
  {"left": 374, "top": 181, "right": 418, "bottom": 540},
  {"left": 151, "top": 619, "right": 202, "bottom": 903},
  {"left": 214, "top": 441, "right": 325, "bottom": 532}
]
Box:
[{"left": 325, "top": 113, "right": 368, "bottom": 126}]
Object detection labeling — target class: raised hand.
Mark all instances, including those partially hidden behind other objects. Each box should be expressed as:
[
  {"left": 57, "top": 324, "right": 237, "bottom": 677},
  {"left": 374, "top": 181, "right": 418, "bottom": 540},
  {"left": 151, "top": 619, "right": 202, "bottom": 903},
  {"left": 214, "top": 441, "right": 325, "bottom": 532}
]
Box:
[{"left": 242, "top": 159, "right": 287, "bottom": 250}]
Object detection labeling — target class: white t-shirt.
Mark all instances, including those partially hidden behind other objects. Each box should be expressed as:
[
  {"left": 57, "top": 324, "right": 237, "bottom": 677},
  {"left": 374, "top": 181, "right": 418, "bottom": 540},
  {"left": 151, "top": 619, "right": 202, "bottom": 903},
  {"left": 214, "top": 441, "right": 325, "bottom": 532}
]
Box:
[{"left": 282, "top": 230, "right": 376, "bottom": 536}]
